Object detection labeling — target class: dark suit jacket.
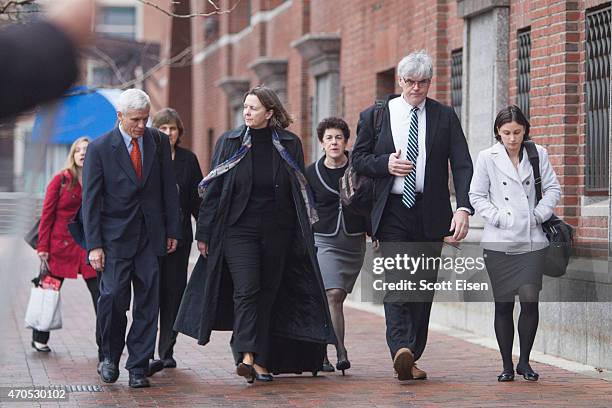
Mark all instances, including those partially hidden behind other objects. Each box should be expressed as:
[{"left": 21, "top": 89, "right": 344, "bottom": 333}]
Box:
[
  {"left": 196, "top": 125, "right": 301, "bottom": 244},
  {"left": 173, "top": 146, "right": 203, "bottom": 247},
  {"left": 82, "top": 127, "right": 181, "bottom": 258},
  {"left": 0, "top": 21, "right": 78, "bottom": 119},
  {"left": 305, "top": 155, "right": 368, "bottom": 236},
  {"left": 352, "top": 95, "right": 473, "bottom": 239}
]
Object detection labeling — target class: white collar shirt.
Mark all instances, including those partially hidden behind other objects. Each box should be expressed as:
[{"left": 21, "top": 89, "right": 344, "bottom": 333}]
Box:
[{"left": 388, "top": 95, "right": 427, "bottom": 194}]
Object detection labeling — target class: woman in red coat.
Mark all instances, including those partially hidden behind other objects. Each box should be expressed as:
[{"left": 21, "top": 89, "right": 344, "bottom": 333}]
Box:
[{"left": 34, "top": 136, "right": 100, "bottom": 358}]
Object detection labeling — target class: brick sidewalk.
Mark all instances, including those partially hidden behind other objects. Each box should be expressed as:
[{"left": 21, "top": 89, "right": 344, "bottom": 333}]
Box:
[{"left": 1, "top": 237, "right": 610, "bottom": 407}]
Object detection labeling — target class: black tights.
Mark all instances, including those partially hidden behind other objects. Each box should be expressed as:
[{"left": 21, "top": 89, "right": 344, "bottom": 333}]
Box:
[
  {"left": 326, "top": 289, "right": 348, "bottom": 361},
  {"left": 494, "top": 284, "right": 539, "bottom": 371}
]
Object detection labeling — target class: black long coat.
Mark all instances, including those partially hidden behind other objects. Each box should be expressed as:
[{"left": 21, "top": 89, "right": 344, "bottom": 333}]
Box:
[{"left": 174, "top": 125, "right": 336, "bottom": 373}]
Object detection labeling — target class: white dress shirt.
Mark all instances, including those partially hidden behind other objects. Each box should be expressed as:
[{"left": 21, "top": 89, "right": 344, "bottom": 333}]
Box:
[{"left": 389, "top": 96, "right": 426, "bottom": 194}]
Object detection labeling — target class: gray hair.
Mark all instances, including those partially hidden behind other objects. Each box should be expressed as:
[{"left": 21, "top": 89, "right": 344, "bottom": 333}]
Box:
[
  {"left": 397, "top": 50, "right": 433, "bottom": 80},
  {"left": 117, "top": 89, "right": 150, "bottom": 113}
]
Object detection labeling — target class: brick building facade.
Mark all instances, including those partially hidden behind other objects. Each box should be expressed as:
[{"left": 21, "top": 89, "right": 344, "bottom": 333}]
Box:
[{"left": 145, "top": 0, "right": 611, "bottom": 243}]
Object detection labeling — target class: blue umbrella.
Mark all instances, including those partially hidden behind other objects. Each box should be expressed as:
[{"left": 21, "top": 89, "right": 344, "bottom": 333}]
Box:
[{"left": 31, "top": 86, "right": 121, "bottom": 144}]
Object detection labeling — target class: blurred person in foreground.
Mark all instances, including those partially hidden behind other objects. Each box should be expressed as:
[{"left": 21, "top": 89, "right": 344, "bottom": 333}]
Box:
[{"left": 0, "top": 0, "right": 94, "bottom": 119}]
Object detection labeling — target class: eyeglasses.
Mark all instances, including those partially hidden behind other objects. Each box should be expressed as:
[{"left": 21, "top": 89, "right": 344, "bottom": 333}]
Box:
[{"left": 403, "top": 78, "right": 431, "bottom": 88}]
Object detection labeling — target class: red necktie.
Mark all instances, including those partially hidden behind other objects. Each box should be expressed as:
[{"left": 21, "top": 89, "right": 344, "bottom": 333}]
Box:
[{"left": 130, "top": 139, "right": 142, "bottom": 179}]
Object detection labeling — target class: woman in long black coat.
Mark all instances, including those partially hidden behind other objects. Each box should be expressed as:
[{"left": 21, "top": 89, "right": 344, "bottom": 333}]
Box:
[
  {"left": 174, "top": 86, "right": 335, "bottom": 383},
  {"left": 152, "top": 108, "right": 203, "bottom": 369}
]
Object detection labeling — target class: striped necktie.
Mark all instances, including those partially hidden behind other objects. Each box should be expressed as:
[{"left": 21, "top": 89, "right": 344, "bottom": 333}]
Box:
[{"left": 402, "top": 107, "right": 419, "bottom": 208}]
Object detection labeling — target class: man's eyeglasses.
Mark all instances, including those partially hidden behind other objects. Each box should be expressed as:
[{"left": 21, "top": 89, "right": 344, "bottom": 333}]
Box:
[{"left": 403, "top": 78, "right": 431, "bottom": 88}]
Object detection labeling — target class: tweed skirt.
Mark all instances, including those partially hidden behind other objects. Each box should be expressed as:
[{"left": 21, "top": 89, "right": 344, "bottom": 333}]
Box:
[{"left": 314, "top": 229, "right": 366, "bottom": 293}]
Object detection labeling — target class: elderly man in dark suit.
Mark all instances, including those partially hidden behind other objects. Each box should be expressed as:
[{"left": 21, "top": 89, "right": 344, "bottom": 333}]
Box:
[
  {"left": 82, "top": 89, "right": 181, "bottom": 388},
  {"left": 352, "top": 50, "right": 473, "bottom": 382}
]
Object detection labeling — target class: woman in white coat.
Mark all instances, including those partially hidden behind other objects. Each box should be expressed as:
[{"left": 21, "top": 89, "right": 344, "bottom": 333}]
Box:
[{"left": 469, "top": 106, "right": 560, "bottom": 383}]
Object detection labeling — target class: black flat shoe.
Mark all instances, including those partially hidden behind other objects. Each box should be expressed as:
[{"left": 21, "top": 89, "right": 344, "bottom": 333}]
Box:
[
  {"left": 129, "top": 372, "right": 150, "bottom": 388},
  {"left": 322, "top": 360, "right": 335, "bottom": 372},
  {"left": 255, "top": 373, "right": 273, "bottom": 382},
  {"left": 31, "top": 341, "right": 51, "bottom": 352},
  {"left": 516, "top": 365, "right": 539, "bottom": 381},
  {"left": 336, "top": 359, "right": 351, "bottom": 376},
  {"left": 147, "top": 359, "right": 164, "bottom": 377},
  {"left": 236, "top": 362, "right": 256, "bottom": 384},
  {"left": 162, "top": 357, "right": 177, "bottom": 368},
  {"left": 497, "top": 369, "right": 515, "bottom": 382},
  {"left": 99, "top": 359, "right": 119, "bottom": 383}
]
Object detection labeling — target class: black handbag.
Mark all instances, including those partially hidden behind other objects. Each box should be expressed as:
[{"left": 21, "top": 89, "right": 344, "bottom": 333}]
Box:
[
  {"left": 339, "top": 156, "right": 374, "bottom": 217},
  {"left": 524, "top": 141, "right": 573, "bottom": 277},
  {"left": 24, "top": 174, "right": 66, "bottom": 250},
  {"left": 339, "top": 100, "right": 386, "bottom": 216}
]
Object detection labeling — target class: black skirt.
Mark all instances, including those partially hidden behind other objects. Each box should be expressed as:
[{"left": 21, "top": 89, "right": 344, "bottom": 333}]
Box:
[{"left": 483, "top": 247, "right": 547, "bottom": 301}]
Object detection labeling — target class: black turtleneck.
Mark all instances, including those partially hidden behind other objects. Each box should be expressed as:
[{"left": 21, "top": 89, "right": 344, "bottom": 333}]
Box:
[{"left": 245, "top": 127, "right": 275, "bottom": 215}]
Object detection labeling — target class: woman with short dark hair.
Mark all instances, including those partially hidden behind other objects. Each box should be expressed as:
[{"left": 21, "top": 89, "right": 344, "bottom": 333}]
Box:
[
  {"left": 470, "top": 105, "right": 561, "bottom": 382},
  {"left": 151, "top": 108, "right": 203, "bottom": 369},
  {"left": 175, "top": 86, "right": 335, "bottom": 383},
  {"left": 306, "top": 117, "right": 368, "bottom": 375}
]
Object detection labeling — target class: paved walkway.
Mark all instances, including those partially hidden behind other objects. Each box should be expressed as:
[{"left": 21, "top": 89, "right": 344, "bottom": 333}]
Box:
[{"left": 1, "top": 237, "right": 610, "bottom": 407}]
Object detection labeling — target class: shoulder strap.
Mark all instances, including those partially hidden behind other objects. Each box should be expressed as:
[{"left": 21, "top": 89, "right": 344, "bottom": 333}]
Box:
[
  {"left": 523, "top": 141, "right": 542, "bottom": 203},
  {"left": 373, "top": 99, "right": 386, "bottom": 141}
]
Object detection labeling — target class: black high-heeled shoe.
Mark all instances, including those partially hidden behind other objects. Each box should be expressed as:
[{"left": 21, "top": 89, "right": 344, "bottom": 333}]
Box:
[
  {"left": 336, "top": 359, "right": 351, "bottom": 376},
  {"left": 516, "top": 364, "right": 539, "bottom": 381},
  {"left": 497, "top": 369, "right": 515, "bottom": 382},
  {"left": 236, "top": 362, "right": 256, "bottom": 384}
]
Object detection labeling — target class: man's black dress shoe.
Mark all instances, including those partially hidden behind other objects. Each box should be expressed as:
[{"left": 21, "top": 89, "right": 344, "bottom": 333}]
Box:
[
  {"left": 162, "top": 357, "right": 177, "bottom": 368},
  {"left": 255, "top": 373, "right": 273, "bottom": 382},
  {"left": 516, "top": 364, "right": 539, "bottom": 381},
  {"left": 497, "top": 369, "right": 515, "bottom": 382},
  {"left": 147, "top": 360, "right": 164, "bottom": 377},
  {"left": 129, "top": 372, "right": 150, "bottom": 388},
  {"left": 99, "top": 359, "right": 119, "bottom": 383}
]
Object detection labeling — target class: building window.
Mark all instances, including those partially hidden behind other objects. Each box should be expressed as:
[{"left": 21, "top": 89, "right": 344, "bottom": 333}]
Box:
[
  {"left": 450, "top": 49, "right": 463, "bottom": 122},
  {"left": 585, "top": 5, "right": 610, "bottom": 193},
  {"left": 96, "top": 6, "right": 136, "bottom": 39},
  {"left": 517, "top": 28, "right": 531, "bottom": 119},
  {"left": 207, "top": 128, "right": 215, "bottom": 170},
  {"left": 312, "top": 74, "right": 335, "bottom": 161},
  {"left": 376, "top": 68, "right": 395, "bottom": 101}
]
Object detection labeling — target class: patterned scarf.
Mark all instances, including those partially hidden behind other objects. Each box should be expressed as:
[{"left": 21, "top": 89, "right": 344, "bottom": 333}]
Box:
[{"left": 198, "top": 127, "right": 319, "bottom": 225}]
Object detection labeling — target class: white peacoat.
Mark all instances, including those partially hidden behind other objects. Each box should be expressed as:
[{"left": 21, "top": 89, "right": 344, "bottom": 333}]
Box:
[{"left": 469, "top": 141, "right": 561, "bottom": 253}]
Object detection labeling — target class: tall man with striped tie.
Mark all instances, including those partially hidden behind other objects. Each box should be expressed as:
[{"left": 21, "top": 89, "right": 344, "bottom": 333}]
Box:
[
  {"left": 82, "top": 89, "right": 180, "bottom": 388},
  {"left": 353, "top": 51, "right": 473, "bottom": 381}
]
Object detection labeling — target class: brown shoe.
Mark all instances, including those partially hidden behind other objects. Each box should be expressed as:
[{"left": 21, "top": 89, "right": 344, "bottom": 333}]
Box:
[
  {"left": 393, "top": 348, "right": 414, "bottom": 381},
  {"left": 412, "top": 363, "right": 427, "bottom": 380}
]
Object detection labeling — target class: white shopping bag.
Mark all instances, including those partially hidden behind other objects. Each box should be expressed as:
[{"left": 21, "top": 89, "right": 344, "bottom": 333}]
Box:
[{"left": 25, "top": 287, "right": 62, "bottom": 331}]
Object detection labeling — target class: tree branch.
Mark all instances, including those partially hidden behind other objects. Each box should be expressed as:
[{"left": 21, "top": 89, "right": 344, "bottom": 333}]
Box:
[
  {"left": 116, "top": 45, "right": 192, "bottom": 89},
  {"left": 89, "top": 47, "right": 128, "bottom": 84},
  {"left": 135, "top": 0, "right": 241, "bottom": 18},
  {"left": 0, "top": 0, "right": 35, "bottom": 14}
]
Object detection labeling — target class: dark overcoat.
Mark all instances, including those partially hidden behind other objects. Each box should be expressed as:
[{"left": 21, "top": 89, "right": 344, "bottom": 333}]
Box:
[{"left": 174, "top": 125, "right": 336, "bottom": 374}]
